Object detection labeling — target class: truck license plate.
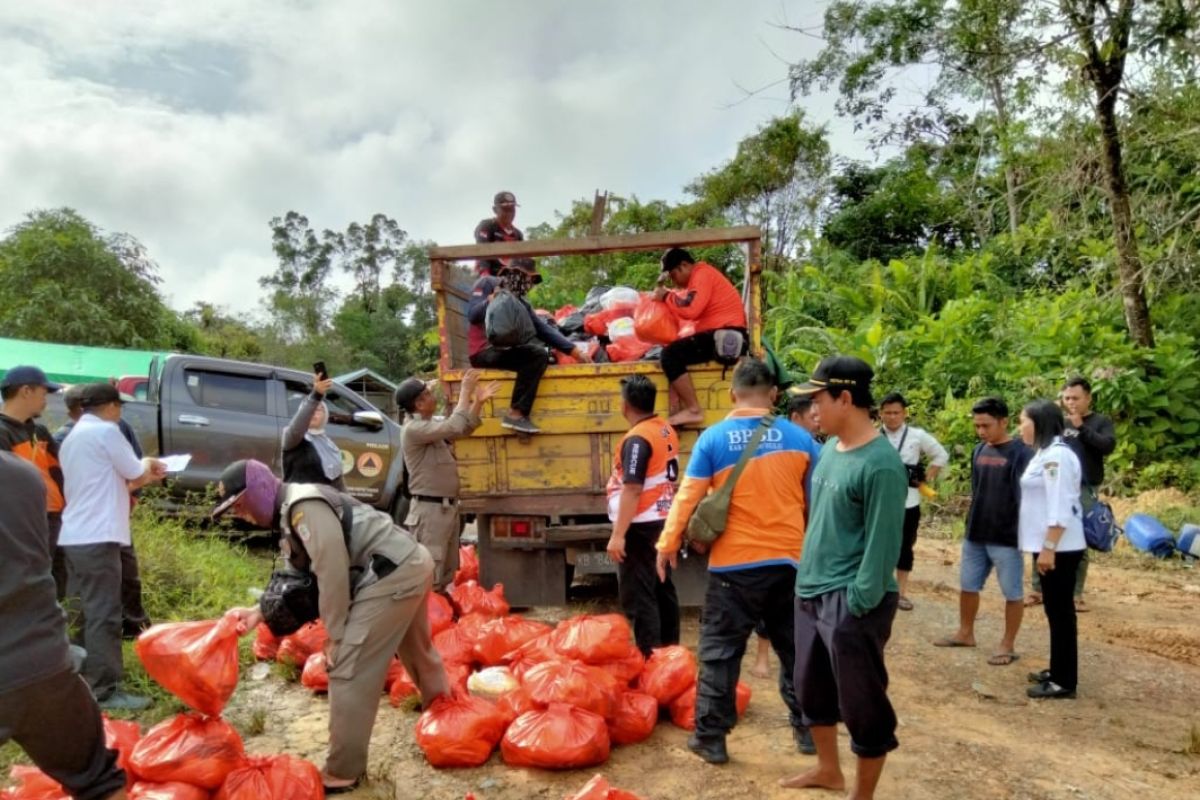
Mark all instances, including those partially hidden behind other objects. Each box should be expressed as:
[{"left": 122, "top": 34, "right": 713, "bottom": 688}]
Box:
[{"left": 574, "top": 551, "right": 616, "bottom": 575}]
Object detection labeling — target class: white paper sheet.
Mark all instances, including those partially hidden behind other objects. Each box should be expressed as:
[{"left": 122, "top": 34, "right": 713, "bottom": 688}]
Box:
[{"left": 160, "top": 454, "right": 192, "bottom": 472}]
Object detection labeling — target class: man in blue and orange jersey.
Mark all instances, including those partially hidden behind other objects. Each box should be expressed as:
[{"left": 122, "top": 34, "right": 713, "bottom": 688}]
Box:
[
  {"left": 606, "top": 375, "right": 681, "bottom": 656},
  {"left": 656, "top": 358, "right": 821, "bottom": 765}
]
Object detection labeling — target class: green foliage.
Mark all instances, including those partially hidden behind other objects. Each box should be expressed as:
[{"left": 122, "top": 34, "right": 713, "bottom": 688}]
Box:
[{"left": 0, "top": 208, "right": 182, "bottom": 349}]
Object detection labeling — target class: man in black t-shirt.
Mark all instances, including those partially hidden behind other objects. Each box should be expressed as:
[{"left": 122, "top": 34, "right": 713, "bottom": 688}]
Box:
[
  {"left": 473, "top": 190, "right": 523, "bottom": 276},
  {"left": 934, "top": 397, "right": 1031, "bottom": 666}
]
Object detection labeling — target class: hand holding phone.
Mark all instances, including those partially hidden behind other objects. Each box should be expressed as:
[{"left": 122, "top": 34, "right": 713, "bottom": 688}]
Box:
[{"left": 313, "top": 361, "right": 328, "bottom": 380}]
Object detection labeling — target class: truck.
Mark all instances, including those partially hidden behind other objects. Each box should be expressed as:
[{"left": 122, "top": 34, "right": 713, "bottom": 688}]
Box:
[
  {"left": 42, "top": 354, "right": 409, "bottom": 519},
  {"left": 429, "top": 226, "right": 764, "bottom": 606}
]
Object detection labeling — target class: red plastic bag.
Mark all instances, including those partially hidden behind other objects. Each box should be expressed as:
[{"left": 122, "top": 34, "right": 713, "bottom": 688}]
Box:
[
  {"left": 426, "top": 591, "right": 455, "bottom": 636},
  {"left": 104, "top": 715, "right": 141, "bottom": 789},
  {"left": 554, "top": 305, "right": 578, "bottom": 323},
  {"left": 129, "top": 713, "right": 246, "bottom": 790},
  {"left": 474, "top": 616, "right": 554, "bottom": 666},
  {"left": 252, "top": 623, "right": 279, "bottom": 661},
  {"left": 521, "top": 661, "right": 620, "bottom": 719},
  {"left": 607, "top": 691, "right": 658, "bottom": 745},
  {"left": 213, "top": 754, "right": 322, "bottom": 800},
  {"left": 632, "top": 296, "right": 679, "bottom": 345},
  {"left": 415, "top": 694, "right": 509, "bottom": 768},
  {"left": 130, "top": 783, "right": 211, "bottom": 800},
  {"left": 134, "top": 614, "right": 241, "bottom": 717},
  {"left": 454, "top": 546, "right": 479, "bottom": 585},
  {"left": 606, "top": 337, "right": 654, "bottom": 363},
  {"left": 275, "top": 621, "right": 327, "bottom": 668},
  {"left": 387, "top": 662, "right": 418, "bottom": 706},
  {"left": 448, "top": 580, "right": 510, "bottom": 618},
  {"left": 552, "top": 615, "right": 634, "bottom": 665},
  {"left": 667, "top": 681, "right": 750, "bottom": 731},
  {"left": 434, "top": 622, "right": 480, "bottom": 667},
  {"left": 496, "top": 685, "right": 536, "bottom": 724},
  {"left": 501, "top": 704, "right": 611, "bottom": 770},
  {"left": 596, "top": 643, "right": 645, "bottom": 686},
  {"left": 506, "top": 631, "right": 560, "bottom": 679},
  {"left": 300, "top": 653, "right": 329, "bottom": 693},
  {"left": 565, "top": 774, "right": 646, "bottom": 800},
  {"left": 583, "top": 306, "right": 635, "bottom": 337},
  {"left": 5, "top": 766, "right": 66, "bottom": 800},
  {"left": 636, "top": 645, "right": 696, "bottom": 705}
]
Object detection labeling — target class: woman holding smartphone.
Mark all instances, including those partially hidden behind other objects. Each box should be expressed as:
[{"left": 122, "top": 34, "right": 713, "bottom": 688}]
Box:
[
  {"left": 281, "top": 368, "right": 346, "bottom": 490},
  {"left": 1017, "top": 399, "right": 1085, "bottom": 699}
]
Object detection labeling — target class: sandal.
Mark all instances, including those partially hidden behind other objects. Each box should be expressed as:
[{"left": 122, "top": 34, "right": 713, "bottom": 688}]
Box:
[
  {"left": 933, "top": 637, "right": 975, "bottom": 648},
  {"left": 323, "top": 782, "right": 360, "bottom": 796},
  {"left": 1075, "top": 599, "right": 1090, "bottom": 613},
  {"left": 897, "top": 596, "right": 914, "bottom": 611},
  {"left": 1023, "top": 593, "right": 1042, "bottom": 607},
  {"left": 987, "top": 652, "right": 1020, "bottom": 666}
]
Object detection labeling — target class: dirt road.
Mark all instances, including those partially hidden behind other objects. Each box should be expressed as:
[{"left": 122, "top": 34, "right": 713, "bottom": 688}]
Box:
[{"left": 231, "top": 536, "right": 1200, "bottom": 800}]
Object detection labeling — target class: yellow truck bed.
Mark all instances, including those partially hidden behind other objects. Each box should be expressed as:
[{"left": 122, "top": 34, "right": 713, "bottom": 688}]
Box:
[{"left": 429, "top": 227, "right": 763, "bottom": 605}]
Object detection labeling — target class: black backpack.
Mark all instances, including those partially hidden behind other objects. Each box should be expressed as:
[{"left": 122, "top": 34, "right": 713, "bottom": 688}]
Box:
[{"left": 485, "top": 289, "right": 537, "bottom": 348}]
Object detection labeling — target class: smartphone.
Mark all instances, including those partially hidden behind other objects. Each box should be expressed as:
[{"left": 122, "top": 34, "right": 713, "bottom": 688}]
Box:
[{"left": 313, "top": 361, "right": 328, "bottom": 380}]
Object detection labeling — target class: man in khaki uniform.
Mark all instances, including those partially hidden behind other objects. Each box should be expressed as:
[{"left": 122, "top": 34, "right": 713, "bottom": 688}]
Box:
[
  {"left": 395, "top": 369, "right": 498, "bottom": 591},
  {"left": 217, "top": 459, "right": 447, "bottom": 794}
]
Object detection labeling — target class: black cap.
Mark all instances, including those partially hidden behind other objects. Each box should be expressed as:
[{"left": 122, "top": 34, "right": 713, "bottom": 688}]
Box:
[
  {"left": 394, "top": 378, "right": 428, "bottom": 413},
  {"left": 493, "top": 191, "right": 518, "bottom": 207},
  {"left": 77, "top": 382, "right": 122, "bottom": 409},
  {"left": 500, "top": 256, "right": 543, "bottom": 284},
  {"left": 211, "top": 460, "right": 250, "bottom": 518},
  {"left": 789, "top": 356, "right": 875, "bottom": 396},
  {"left": 0, "top": 365, "right": 61, "bottom": 393}
]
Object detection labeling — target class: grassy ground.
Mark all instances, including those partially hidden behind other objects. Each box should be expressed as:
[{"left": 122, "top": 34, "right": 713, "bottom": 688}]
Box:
[{"left": 0, "top": 505, "right": 274, "bottom": 777}]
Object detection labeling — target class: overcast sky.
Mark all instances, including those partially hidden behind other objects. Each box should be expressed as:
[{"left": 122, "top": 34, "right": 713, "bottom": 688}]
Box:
[{"left": 1, "top": 1, "right": 899, "bottom": 317}]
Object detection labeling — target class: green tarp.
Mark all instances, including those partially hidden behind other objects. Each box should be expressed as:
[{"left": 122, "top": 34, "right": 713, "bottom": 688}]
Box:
[{"left": 0, "top": 337, "right": 167, "bottom": 385}]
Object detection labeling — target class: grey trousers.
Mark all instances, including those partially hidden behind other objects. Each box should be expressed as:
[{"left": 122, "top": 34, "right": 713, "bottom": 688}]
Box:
[
  {"left": 406, "top": 499, "right": 461, "bottom": 592},
  {"left": 0, "top": 668, "right": 125, "bottom": 800},
  {"left": 64, "top": 543, "right": 124, "bottom": 700},
  {"left": 325, "top": 545, "right": 450, "bottom": 780}
]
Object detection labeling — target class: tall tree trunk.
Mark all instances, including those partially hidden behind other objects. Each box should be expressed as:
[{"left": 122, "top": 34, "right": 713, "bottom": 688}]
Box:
[{"left": 988, "top": 78, "right": 1021, "bottom": 239}]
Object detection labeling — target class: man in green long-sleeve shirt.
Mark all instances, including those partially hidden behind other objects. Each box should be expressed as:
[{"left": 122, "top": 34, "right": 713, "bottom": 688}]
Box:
[{"left": 781, "top": 356, "right": 906, "bottom": 800}]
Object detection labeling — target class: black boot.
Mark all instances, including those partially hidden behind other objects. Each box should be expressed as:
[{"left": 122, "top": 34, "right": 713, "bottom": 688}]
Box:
[{"left": 686, "top": 733, "right": 729, "bottom": 765}]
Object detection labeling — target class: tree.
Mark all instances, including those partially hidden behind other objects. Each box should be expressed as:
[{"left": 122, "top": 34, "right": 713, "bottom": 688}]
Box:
[
  {"left": 333, "top": 213, "right": 409, "bottom": 313},
  {"left": 260, "top": 212, "right": 338, "bottom": 341},
  {"left": 183, "top": 302, "right": 264, "bottom": 361},
  {"left": 0, "top": 208, "right": 179, "bottom": 348}
]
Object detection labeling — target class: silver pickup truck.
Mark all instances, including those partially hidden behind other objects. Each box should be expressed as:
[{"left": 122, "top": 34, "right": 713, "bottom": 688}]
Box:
[{"left": 46, "top": 354, "right": 409, "bottom": 520}]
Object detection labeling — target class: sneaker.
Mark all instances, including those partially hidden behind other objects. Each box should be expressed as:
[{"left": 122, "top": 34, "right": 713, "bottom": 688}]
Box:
[
  {"left": 500, "top": 414, "right": 541, "bottom": 434},
  {"left": 1027, "top": 669, "right": 1051, "bottom": 684},
  {"left": 1026, "top": 680, "right": 1075, "bottom": 700},
  {"left": 68, "top": 644, "right": 87, "bottom": 674},
  {"left": 98, "top": 691, "right": 153, "bottom": 711},
  {"left": 793, "top": 725, "right": 816, "bottom": 755},
  {"left": 686, "top": 733, "right": 729, "bottom": 765}
]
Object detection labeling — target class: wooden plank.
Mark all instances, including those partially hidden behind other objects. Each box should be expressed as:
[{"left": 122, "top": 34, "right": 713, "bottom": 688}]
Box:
[{"left": 428, "top": 225, "right": 762, "bottom": 261}]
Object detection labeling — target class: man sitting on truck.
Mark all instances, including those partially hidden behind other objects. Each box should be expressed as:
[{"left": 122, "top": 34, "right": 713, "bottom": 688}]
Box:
[
  {"left": 653, "top": 247, "right": 748, "bottom": 427},
  {"left": 656, "top": 358, "right": 821, "bottom": 765},
  {"left": 605, "top": 375, "right": 681, "bottom": 656},
  {"left": 467, "top": 258, "right": 591, "bottom": 435}
]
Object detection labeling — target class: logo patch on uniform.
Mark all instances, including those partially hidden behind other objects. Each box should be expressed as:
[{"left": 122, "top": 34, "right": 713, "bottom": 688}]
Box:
[
  {"left": 291, "top": 512, "right": 310, "bottom": 541},
  {"left": 1045, "top": 461, "right": 1059, "bottom": 479}
]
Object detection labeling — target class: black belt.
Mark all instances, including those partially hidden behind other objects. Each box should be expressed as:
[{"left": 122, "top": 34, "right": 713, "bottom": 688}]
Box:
[{"left": 412, "top": 494, "right": 454, "bottom": 504}]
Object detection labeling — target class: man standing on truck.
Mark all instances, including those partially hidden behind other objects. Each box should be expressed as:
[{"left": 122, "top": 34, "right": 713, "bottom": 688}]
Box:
[
  {"left": 217, "top": 458, "right": 448, "bottom": 795},
  {"left": 656, "top": 358, "right": 821, "bottom": 765},
  {"left": 395, "top": 369, "right": 499, "bottom": 591},
  {"left": 782, "top": 356, "right": 906, "bottom": 798},
  {"left": 653, "top": 248, "right": 748, "bottom": 427},
  {"left": 282, "top": 372, "right": 347, "bottom": 490},
  {"left": 58, "top": 383, "right": 167, "bottom": 711},
  {"left": 467, "top": 258, "right": 591, "bottom": 434},
  {"left": 0, "top": 366, "right": 66, "bottom": 598},
  {"left": 606, "top": 375, "right": 681, "bottom": 656},
  {"left": 473, "top": 190, "right": 523, "bottom": 276}
]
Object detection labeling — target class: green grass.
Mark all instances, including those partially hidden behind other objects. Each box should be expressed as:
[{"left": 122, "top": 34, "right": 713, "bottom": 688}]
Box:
[{"left": 1, "top": 507, "right": 274, "bottom": 778}]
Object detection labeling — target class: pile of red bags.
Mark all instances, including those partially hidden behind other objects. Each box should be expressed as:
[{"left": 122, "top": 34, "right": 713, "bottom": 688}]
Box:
[
  {"left": 273, "top": 620, "right": 327, "bottom": 668},
  {"left": 449, "top": 580, "right": 510, "bottom": 618}
]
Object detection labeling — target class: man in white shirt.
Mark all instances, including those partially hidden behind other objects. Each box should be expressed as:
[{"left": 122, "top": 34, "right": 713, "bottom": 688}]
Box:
[
  {"left": 59, "top": 383, "right": 165, "bottom": 711},
  {"left": 879, "top": 392, "right": 949, "bottom": 611}
]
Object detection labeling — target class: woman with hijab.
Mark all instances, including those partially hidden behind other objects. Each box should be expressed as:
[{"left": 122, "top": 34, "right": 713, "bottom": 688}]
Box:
[{"left": 282, "top": 373, "right": 346, "bottom": 490}]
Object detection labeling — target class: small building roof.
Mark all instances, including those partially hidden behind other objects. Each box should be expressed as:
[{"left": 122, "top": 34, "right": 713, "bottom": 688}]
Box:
[{"left": 333, "top": 368, "right": 398, "bottom": 391}]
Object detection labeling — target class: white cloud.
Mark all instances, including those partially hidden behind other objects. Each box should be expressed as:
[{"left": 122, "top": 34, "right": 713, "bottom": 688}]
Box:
[{"left": 0, "top": 1, "right": 876, "bottom": 315}]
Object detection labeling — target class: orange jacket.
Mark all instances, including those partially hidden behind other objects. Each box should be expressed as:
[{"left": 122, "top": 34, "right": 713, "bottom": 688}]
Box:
[{"left": 666, "top": 262, "right": 746, "bottom": 333}]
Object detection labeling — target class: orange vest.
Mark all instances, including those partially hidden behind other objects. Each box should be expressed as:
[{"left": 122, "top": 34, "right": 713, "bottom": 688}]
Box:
[
  {"left": 607, "top": 417, "right": 679, "bottom": 524},
  {"left": 13, "top": 435, "right": 65, "bottom": 513}
]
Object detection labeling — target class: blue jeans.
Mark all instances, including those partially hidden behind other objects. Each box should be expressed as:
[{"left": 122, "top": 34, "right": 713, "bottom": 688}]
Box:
[{"left": 960, "top": 540, "right": 1024, "bottom": 601}]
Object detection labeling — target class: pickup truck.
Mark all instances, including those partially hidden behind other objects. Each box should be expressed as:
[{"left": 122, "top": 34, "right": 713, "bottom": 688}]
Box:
[
  {"left": 429, "top": 225, "right": 765, "bottom": 606},
  {"left": 44, "top": 354, "right": 408, "bottom": 518}
]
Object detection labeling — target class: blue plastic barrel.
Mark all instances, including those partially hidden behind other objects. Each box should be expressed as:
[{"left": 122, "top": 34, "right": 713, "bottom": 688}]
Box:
[
  {"left": 1125, "top": 514, "right": 1177, "bottom": 558},
  {"left": 1178, "top": 524, "right": 1200, "bottom": 558}
]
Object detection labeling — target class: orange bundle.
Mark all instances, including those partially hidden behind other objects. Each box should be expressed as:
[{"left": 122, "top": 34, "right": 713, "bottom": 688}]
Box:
[
  {"left": 506, "top": 631, "right": 561, "bottom": 680},
  {"left": 275, "top": 621, "right": 327, "bottom": 668},
  {"left": 454, "top": 546, "right": 480, "bottom": 585},
  {"left": 300, "top": 653, "right": 329, "bottom": 693},
  {"left": 415, "top": 694, "right": 509, "bottom": 768},
  {"left": 501, "top": 704, "right": 611, "bottom": 770},
  {"left": 427, "top": 592, "right": 455, "bottom": 636},
  {"left": 128, "top": 713, "right": 246, "bottom": 790},
  {"left": 103, "top": 715, "right": 141, "bottom": 789},
  {"left": 566, "top": 774, "right": 646, "bottom": 800},
  {"left": 134, "top": 614, "right": 241, "bottom": 717},
  {"left": 583, "top": 306, "right": 636, "bottom": 337},
  {"left": 129, "top": 783, "right": 210, "bottom": 800},
  {"left": 552, "top": 615, "right": 634, "bottom": 665},
  {"left": 667, "top": 681, "right": 751, "bottom": 731},
  {"left": 252, "top": 623, "right": 279, "bottom": 661},
  {"left": 5, "top": 766, "right": 66, "bottom": 800},
  {"left": 607, "top": 691, "right": 659, "bottom": 746},
  {"left": 636, "top": 645, "right": 696, "bottom": 705},
  {"left": 473, "top": 616, "right": 554, "bottom": 666},
  {"left": 434, "top": 624, "right": 479, "bottom": 667},
  {"left": 632, "top": 296, "right": 679, "bottom": 345},
  {"left": 521, "top": 661, "right": 620, "bottom": 720},
  {"left": 448, "top": 580, "right": 510, "bottom": 618},
  {"left": 595, "top": 643, "right": 645, "bottom": 686},
  {"left": 213, "top": 755, "right": 322, "bottom": 800}
]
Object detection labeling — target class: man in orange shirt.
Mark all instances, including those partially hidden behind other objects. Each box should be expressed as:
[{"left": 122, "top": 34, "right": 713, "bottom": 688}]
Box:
[
  {"left": 653, "top": 248, "right": 748, "bottom": 427},
  {"left": 656, "top": 358, "right": 821, "bottom": 764}
]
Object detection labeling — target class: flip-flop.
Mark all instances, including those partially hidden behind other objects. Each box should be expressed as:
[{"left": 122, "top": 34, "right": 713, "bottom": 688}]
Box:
[
  {"left": 933, "top": 637, "right": 975, "bottom": 648},
  {"left": 323, "top": 780, "right": 361, "bottom": 795},
  {"left": 897, "top": 597, "right": 914, "bottom": 611},
  {"left": 1023, "top": 594, "right": 1043, "bottom": 607},
  {"left": 988, "top": 652, "right": 1020, "bottom": 666},
  {"left": 1075, "top": 599, "right": 1090, "bottom": 612}
]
